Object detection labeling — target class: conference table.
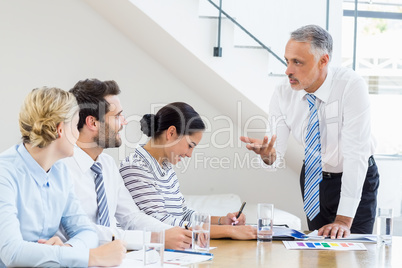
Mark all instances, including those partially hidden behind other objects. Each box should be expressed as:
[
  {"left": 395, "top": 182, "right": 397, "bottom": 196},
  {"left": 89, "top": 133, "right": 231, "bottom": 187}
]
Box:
[{"left": 190, "top": 237, "right": 402, "bottom": 267}]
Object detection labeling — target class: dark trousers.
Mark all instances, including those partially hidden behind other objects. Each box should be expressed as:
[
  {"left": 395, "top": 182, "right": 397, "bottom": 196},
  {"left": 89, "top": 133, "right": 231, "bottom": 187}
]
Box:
[{"left": 299, "top": 157, "right": 379, "bottom": 234}]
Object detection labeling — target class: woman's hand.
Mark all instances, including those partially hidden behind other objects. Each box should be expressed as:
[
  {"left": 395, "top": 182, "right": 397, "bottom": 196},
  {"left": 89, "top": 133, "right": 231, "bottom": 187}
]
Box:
[
  {"left": 229, "top": 225, "right": 257, "bottom": 240},
  {"left": 220, "top": 212, "right": 246, "bottom": 226}
]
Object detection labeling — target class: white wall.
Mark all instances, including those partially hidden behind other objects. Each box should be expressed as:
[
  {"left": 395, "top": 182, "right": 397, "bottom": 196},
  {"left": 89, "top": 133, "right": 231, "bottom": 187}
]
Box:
[
  {"left": 0, "top": 0, "right": 307, "bottom": 228},
  {"left": 127, "top": 0, "right": 281, "bottom": 114},
  {"left": 131, "top": 0, "right": 342, "bottom": 112}
]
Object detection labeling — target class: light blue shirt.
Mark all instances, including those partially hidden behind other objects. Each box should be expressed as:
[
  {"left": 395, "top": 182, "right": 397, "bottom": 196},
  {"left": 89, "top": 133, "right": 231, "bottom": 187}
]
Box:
[{"left": 0, "top": 144, "right": 99, "bottom": 267}]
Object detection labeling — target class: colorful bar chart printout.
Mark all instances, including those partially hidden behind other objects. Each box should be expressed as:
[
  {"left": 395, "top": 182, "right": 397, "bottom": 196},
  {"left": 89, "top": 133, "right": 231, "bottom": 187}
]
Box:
[{"left": 283, "top": 241, "right": 366, "bottom": 251}]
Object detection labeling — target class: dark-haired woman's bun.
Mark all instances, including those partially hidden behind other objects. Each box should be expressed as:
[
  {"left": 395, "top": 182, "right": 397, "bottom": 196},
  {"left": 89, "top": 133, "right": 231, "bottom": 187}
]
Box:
[{"left": 140, "top": 114, "right": 158, "bottom": 137}]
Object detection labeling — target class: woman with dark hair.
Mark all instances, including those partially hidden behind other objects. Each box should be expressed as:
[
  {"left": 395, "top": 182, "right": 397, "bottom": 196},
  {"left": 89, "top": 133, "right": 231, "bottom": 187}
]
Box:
[{"left": 120, "top": 102, "right": 256, "bottom": 240}]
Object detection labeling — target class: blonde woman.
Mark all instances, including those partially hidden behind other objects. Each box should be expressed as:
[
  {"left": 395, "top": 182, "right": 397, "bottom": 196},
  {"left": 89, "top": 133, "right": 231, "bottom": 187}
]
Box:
[{"left": 0, "top": 87, "right": 125, "bottom": 267}]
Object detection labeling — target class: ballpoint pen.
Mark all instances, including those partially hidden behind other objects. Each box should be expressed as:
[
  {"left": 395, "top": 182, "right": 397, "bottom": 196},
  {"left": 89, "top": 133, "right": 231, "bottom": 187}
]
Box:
[
  {"left": 237, "top": 201, "right": 246, "bottom": 219},
  {"left": 232, "top": 201, "right": 246, "bottom": 225}
]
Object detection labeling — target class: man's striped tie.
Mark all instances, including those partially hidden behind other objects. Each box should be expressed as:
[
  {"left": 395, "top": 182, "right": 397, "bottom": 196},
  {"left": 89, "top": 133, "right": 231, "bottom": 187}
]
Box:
[
  {"left": 91, "top": 162, "right": 110, "bottom": 227},
  {"left": 304, "top": 94, "right": 323, "bottom": 221}
]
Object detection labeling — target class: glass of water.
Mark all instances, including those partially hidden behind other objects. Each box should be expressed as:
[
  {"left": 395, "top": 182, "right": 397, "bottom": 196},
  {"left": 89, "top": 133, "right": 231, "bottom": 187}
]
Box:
[
  {"left": 191, "top": 212, "right": 211, "bottom": 252},
  {"left": 257, "top": 203, "right": 274, "bottom": 242},
  {"left": 377, "top": 208, "right": 393, "bottom": 245},
  {"left": 143, "top": 228, "right": 165, "bottom": 267}
]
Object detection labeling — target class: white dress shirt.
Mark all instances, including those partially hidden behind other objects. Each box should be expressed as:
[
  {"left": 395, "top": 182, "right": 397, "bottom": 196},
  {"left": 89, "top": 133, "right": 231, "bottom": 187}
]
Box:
[
  {"left": 268, "top": 66, "right": 375, "bottom": 218},
  {"left": 60, "top": 146, "right": 172, "bottom": 249}
]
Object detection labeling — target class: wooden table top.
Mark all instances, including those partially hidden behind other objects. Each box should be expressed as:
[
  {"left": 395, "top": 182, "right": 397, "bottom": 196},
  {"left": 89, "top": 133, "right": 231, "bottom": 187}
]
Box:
[{"left": 189, "top": 237, "right": 402, "bottom": 268}]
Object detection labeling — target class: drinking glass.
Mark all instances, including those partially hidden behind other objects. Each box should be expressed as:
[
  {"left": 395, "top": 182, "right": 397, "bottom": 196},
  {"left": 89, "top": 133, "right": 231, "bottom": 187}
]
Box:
[
  {"left": 377, "top": 208, "right": 393, "bottom": 245},
  {"left": 257, "top": 203, "right": 274, "bottom": 242},
  {"left": 191, "top": 212, "right": 211, "bottom": 252},
  {"left": 143, "top": 228, "right": 165, "bottom": 267}
]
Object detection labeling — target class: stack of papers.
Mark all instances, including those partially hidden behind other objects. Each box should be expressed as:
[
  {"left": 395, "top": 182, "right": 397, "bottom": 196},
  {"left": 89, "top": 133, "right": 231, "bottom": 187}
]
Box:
[
  {"left": 306, "top": 230, "right": 377, "bottom": 243},
  {"left": 272, "top": 226, "right": 308, "bottom": 240},
  {"left": 126, "top": 249, "right": 213, "bottom": 266},
  {"left": 249, "top": 225, "right": 308, "bottom": 240},
  {"left": 278, "top": 229, "right": 377, "bottom": 251},
  {"left": 163, "top": 250, "right": 213, "bottom": 265}
]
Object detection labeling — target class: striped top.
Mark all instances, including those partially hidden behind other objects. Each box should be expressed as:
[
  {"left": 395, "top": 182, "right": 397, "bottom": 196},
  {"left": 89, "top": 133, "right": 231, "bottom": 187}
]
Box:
[{"left": 119, "top": 146, "right": 195, "bottom": 227}]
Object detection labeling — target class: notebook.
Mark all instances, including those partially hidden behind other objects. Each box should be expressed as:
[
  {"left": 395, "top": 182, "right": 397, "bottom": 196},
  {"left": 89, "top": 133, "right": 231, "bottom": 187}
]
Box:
[{"left": 272, "top": 226, "right": 308, "bottom": 240}]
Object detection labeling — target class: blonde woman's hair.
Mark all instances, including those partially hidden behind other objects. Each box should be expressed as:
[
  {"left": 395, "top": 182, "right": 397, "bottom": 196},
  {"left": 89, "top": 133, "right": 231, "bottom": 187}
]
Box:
[{"left": 19, "top": 87, "right": 78, "bottom": 148}]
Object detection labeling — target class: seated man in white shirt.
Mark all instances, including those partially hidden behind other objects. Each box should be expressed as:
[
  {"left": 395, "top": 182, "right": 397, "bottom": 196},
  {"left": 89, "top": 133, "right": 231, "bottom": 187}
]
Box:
[{"left": 60, "top": 78, "right": 192, "bottom": 250}]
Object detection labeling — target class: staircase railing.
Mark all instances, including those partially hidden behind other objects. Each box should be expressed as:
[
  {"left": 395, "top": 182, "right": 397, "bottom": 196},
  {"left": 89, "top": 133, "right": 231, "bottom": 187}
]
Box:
[{"left": 206, "top": 0, "right": 287, "bottom": 67}]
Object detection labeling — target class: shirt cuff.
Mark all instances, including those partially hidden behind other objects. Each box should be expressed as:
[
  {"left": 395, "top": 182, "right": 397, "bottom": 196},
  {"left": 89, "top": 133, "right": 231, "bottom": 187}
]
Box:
[
  {"left": 259, "top": 154, "right": 284, "bottom": 170},
  {"left": 66, "top": 233, "right": 98, "bottom": 249},
  {"left": 336, "top": 196, "right": 360, "bottom": 218}
]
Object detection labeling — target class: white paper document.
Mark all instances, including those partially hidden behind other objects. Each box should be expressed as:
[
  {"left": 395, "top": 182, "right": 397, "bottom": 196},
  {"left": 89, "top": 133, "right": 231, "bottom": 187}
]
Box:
[
  {"left": 126, "top": 249, "right": 213, "bottom": 266},
  {"left": 163, "top": 251, "right": 213, "bottom": 265},
  {"left": 306, "top": 230, "right": 377, "bottom": 243},
  {"left": 90, "top": 257, "right": 179, "bottom": 268}
]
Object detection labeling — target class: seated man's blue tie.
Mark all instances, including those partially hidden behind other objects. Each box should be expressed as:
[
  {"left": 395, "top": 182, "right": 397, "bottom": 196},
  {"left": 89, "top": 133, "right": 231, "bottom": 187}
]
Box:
[
  {"left": 304, "top": 94, "right": 323, "bottom": 221},
  {"left": 91, "top": 162, "right": 110, "bottom": 227}
]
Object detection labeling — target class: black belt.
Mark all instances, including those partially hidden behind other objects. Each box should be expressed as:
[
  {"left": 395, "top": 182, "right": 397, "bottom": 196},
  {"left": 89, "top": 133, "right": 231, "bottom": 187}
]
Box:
[
  {"left": 303, "top": 156, "right": 375, "bottom": 179},
  {"left": 322, "top": 156, "right": 375, "bottom": 179}
]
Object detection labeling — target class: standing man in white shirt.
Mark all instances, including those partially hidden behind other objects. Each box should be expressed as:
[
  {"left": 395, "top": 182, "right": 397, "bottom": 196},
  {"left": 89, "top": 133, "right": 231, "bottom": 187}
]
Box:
[
  {"left": 241, "top": 25, "right": 379, "bottom": 238},
  {"left": 62, "top": 79, "right": 192, "bottom": 250}
]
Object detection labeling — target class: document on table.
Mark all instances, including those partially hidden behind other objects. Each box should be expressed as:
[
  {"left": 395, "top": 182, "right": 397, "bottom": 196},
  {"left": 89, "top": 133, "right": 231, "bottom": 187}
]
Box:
[
  {"left": 90, "top": 258, "right": 179, "bottom": 268},
  {"left": 306, "top": 230, "right": 377, "bottom": 243},
  {"left": 272, "top": 226, "right": 308, "bottom": 240},
  {"left": 249, "top": 225, "right": 309, "bottom": 240},
  {"left": 283, "top": 241, "right": 367, "bottom": 251},
  {"left": 126, "top": 249, "right": 213, "bottom": 266},
  {"left": 163, "top": 250, "right": 213, "bottom": 265}
]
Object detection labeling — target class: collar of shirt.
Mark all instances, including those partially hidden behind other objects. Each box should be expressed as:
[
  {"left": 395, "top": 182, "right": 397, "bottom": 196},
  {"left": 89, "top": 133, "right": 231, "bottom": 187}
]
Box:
[
  {"left": 72, "top": 145, "right": 96, "bottom": 173},
  {"left": 298, "top": 67, "right": 334, "bottom": 104},
  {"left": 17, "top": 143, "right": 50, "bottom": 187},
  {"left": 136, "top": 145, "right": 170, "bottom": 176}
]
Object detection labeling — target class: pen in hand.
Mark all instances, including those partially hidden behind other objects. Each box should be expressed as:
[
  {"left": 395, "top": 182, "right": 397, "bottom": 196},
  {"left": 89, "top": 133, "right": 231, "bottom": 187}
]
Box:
[
  {"left": 233, "top": 201, "right": 246, "bottom": 225},
  {"left": 237, "top": 201, "right": 246, "bottom": 219}
]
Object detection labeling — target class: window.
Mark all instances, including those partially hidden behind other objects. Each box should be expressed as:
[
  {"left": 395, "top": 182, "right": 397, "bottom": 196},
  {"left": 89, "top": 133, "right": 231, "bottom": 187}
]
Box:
[{"left": 342, "top": 0, "right": 402, "bottom": 155}]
